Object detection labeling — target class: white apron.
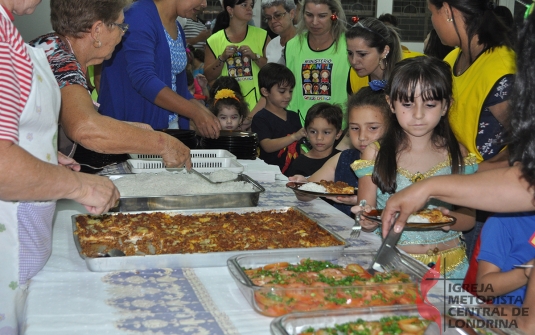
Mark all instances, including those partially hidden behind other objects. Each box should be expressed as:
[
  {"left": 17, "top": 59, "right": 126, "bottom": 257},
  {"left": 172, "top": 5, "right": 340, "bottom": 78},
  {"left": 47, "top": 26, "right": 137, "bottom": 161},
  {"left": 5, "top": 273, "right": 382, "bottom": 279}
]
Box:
[{"left": 0, "top": 42, "right": 61, "bottom": 334}]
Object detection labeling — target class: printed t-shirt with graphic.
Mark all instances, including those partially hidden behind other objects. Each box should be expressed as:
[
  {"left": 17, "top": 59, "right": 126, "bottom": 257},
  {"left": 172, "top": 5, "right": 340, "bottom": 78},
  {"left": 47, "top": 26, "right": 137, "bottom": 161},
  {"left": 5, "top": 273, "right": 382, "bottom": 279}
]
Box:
[
  {"left": 206, "top": 26, "right": 268, "bottom": 109},
  {"left": 285, "top": 34, "right": 350, "bottom": 128}
]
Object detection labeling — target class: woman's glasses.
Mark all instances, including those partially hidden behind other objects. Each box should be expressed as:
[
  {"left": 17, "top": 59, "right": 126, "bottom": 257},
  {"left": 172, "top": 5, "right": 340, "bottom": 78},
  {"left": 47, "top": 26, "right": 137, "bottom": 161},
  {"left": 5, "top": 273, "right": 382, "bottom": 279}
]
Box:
[
  {"left": 110, "top": 22, "right": 129, "bottom": 33},
  {"left": 263, "top": 12, "right": 287, "bottom": 23}
]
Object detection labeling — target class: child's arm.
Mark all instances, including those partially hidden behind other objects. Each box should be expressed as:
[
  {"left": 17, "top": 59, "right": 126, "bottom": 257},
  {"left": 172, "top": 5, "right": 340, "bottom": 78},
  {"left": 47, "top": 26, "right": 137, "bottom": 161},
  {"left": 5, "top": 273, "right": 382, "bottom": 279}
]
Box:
[
  {"left": 351, "top": 145, "right": 379, "bottom": 231},
  {"left": 476, "top": 260, "right": 530, "bottom": 300},
  {"left": 259, "top": 128, "right": 306, "bottom": 153},
  {"left": 308, "top": 153, "right": 340, "bottom": 182}
]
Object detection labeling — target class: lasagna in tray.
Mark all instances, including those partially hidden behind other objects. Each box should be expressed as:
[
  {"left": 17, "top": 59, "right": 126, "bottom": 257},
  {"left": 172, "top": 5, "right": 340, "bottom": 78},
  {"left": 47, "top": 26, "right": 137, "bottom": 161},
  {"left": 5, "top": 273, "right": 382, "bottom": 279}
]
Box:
[{"left": 75, "top": 209, "right": 344, "bottom": 257}]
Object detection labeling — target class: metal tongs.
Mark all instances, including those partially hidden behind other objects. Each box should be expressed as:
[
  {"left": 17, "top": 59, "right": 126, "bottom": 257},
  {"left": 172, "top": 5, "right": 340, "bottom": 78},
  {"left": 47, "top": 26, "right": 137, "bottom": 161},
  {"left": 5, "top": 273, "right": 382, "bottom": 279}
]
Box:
[{"left": 368, "top": 218, "right": 403, "bottom": 274}]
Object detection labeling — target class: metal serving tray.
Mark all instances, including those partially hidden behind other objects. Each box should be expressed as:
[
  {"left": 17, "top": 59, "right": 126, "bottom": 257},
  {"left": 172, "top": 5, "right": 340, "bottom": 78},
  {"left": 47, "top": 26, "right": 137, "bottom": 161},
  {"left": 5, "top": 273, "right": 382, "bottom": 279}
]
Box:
[
  {"left": 108, "top": 173, "right": 264, "bottom": 212},
  {"left": 270, "top": 304, "right": 525, "bottom": 335},
  {"left": 72, "top": 206, "right": 348, "bottom": 272},
  {"left": 227, "top": 249, "right": 429, "bottom": 317}
]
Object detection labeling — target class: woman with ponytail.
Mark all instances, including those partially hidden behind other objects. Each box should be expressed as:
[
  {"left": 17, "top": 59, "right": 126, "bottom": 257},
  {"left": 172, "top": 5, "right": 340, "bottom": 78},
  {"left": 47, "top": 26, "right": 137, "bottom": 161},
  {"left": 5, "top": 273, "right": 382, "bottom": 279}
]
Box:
[{"left": 205, "top": 0, "right": 270, "bottom": 110}]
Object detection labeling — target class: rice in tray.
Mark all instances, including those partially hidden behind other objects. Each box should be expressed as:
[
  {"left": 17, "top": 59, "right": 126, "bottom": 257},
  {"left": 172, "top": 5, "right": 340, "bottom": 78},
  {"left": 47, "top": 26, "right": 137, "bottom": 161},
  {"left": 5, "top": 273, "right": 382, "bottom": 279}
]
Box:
[
  {"left": 298, "top": 182, "right": 327, "bottom": 193},
  {"left": 113, "top": 171, "right": 255, "bottom": 196},
  {"left": 209, "top": 169, "right": 238, "bottom": 182}
]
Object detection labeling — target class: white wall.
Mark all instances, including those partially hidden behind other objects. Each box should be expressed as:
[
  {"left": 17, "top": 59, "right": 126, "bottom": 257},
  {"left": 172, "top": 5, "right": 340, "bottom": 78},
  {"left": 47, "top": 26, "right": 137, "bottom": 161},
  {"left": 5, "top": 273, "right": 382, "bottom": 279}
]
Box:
[{"left": 15, "top": 0, "right": 53, "bottom": 41}]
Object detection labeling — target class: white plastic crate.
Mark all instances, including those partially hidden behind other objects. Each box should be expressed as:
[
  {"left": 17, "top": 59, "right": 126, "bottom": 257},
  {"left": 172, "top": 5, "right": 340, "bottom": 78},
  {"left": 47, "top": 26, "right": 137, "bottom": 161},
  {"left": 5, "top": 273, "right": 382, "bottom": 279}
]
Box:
[
  {"left": 127, "top": 158, "right": 244, "bottom": 173},
  {"left": 129, "top": 149, "right": 236, "bottom": 160}
]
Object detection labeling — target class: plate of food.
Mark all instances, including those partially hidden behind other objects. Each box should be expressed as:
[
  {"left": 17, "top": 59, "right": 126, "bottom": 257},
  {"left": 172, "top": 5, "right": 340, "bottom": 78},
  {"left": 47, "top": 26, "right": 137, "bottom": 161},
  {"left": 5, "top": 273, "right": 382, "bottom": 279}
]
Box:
[
  {"left": 361, "top": 208, "right": 456, "bottom": 230},
  {"left": 286, "top": 180, "right": 357, "bottom": 197}
]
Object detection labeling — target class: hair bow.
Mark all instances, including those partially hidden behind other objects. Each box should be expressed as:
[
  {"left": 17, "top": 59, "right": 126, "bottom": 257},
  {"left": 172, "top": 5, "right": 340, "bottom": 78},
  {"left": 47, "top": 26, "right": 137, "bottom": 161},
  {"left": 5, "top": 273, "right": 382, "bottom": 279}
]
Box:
[
  {"left": 214, "top": 88, "right": 240, "bottom": 103},
  {"left": 368, "top": 80, "right": 387, "bottom": 91}
]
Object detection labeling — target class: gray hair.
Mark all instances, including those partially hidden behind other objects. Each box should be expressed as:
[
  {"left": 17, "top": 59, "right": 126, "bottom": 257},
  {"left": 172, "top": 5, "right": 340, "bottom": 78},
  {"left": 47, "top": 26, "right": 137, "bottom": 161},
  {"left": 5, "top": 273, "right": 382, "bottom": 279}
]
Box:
[{"left": 261, "top": 0, "right": 296, "bottom": 11}]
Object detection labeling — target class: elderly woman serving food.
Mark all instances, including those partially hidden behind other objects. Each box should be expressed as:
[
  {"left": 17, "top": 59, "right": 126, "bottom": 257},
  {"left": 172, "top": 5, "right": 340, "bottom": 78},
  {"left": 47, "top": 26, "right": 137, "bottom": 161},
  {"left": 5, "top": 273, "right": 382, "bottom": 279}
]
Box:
[{"left": 30, "top": 0, "right": 192, "bottom": 168}]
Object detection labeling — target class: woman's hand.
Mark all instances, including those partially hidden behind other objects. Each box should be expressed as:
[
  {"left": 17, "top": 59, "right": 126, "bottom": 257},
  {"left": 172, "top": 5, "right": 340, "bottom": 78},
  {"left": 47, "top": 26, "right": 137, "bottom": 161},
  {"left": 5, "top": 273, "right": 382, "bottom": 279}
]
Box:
[
  {"left": 190, "top": 101, "right": 221, "bottom": 139},
  {"left": 160, "top": 135, "right": 192, "bottom": 169},
  {"left": 57, "top": 151, "right": 80, "bottom": 171},
  {"left": 289, "top": 175, "right": 307, "bottom": 182},
  {"left": 222, "top": 45, "right": 238, "bottom": 61},
  {"left": 351, "top": 204, "right": 379, "bottom": 232},
  {"left": 238, "top": 44, "right": 257, "bottom": 61},
  {"left": 72, "top": 173, "right": 120, "bottom": 214}
]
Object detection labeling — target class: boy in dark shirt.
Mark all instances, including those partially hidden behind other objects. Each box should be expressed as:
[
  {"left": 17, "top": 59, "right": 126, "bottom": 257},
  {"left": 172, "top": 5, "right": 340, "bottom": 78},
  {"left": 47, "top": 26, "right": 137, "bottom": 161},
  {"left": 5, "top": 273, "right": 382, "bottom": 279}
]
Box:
[
  {"left": 286, "top": 103, "right": 343, "bottom": 177},
  {"left": 251, "top": 63, "right": 305, "bottom": 175}
]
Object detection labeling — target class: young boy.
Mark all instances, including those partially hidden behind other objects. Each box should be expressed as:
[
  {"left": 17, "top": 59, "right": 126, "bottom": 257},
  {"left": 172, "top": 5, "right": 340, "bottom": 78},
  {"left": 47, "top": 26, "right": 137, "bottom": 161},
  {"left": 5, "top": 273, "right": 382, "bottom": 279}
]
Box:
[
  {"left": 476, "top": 212, "right": 535, "bottom": 306},
  {"left": 251, "top": 63, "right": 306, "bottom": 175},
  {"left": 285, "top": 103, "right": 343, "bottom": 177}
]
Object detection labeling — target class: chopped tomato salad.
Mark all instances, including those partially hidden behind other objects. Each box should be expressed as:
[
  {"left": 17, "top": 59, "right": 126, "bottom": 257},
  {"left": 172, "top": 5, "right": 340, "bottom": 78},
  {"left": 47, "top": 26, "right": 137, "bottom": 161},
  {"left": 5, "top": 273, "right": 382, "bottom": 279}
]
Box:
[
  {"left": 298, "top": 315, "right": 431, "bottom": 335},
  {"left": 243, "top": 259, "right": 421, "bottom": 316}
]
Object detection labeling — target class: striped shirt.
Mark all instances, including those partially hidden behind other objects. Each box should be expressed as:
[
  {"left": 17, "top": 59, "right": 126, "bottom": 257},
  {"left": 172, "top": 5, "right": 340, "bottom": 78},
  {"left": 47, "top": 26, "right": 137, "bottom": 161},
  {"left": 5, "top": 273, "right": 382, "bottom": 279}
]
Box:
[
  {"left": 0, "top": 6, "right": 33, "bottom": 144},
  {"left": 183, "top": 18, "right": 207, "bottom": 50}
]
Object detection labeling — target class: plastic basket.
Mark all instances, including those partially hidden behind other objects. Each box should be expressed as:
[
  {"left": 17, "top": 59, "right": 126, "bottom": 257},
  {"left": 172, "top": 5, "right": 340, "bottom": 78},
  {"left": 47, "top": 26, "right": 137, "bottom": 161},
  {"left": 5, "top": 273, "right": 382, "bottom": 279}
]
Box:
[
  {"left": 129, "top": 149, "right": 236, "bottom": 160},
  {"left": 127, "top": 158, "right": 244, "bottom": 173}
]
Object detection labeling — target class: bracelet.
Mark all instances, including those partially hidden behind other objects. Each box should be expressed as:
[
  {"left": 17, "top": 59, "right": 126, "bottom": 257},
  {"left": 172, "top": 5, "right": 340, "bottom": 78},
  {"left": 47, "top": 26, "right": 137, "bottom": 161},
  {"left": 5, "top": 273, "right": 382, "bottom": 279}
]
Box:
[{"left": 217, "top": 55, "right": 225, "bottom": 63}]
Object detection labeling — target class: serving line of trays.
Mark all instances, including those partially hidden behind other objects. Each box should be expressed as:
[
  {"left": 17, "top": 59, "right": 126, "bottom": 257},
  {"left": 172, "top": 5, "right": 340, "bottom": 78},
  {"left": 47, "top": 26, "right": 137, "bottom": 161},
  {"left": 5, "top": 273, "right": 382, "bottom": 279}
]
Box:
[
  {"left": 71, "top": 206, "right": 348, "bottom": 271},
  {"left": 200, "top": 131, "right": 258, "bottom": 160}
]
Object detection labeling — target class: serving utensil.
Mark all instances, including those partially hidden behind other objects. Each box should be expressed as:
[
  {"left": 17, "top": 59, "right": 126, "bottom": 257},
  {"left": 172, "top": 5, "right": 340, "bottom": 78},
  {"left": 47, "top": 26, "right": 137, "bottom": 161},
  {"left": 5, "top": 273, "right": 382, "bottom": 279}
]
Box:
[
  {"left": 350, "top": 199, "right": 366, "bottom": 238},
  {"left": 65, "top": 162, "right": 120, "bottom": 170},
  {"left": 368, "top": 220, "right": 403, "bottom": 274},
  {"left": 187, "top": 168, "right": 238, "bottom": 184}
]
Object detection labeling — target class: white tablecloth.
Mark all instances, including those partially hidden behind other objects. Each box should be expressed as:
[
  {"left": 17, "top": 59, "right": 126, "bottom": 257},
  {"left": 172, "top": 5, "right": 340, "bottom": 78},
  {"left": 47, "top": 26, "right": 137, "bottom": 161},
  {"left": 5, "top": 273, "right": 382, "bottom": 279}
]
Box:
[{"left": 23, "top": 164, "right": 455, "bottom": 335}]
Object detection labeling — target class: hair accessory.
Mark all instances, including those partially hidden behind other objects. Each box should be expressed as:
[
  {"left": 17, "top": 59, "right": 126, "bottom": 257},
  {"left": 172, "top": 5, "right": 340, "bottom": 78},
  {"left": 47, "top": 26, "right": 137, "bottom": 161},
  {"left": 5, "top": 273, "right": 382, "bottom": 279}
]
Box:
[
  {"left": 354, "top": 21, "right": 388, "bottom": 43},
  {"left": 446, "top": 17, "right": 453, "bottom": 22},
  {"left": 93, "top": 40, "right": 102, "bottom": 48},
  {"left": 351, "top": 16, "right": 360, "bottom": 24},
  {"left": 214, "top": 88, "right": 240, "bottom": 103},
  {"left": 368, "top": 80, "right": 387, "bottom": 91},
  {"left": 330, "top": 13, "right": 338, "bottom": 21},
  {"left": 517, "top": 0, "right": 534, "bottom": 18}
]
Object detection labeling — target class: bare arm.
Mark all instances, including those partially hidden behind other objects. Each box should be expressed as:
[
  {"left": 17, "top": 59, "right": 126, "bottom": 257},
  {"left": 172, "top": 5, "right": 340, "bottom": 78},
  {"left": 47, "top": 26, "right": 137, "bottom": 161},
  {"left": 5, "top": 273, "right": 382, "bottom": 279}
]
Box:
[
  {"left": 259, "top": 128, "right": 306, "bottom": 153},
  {"left": 476, "top": 260, "right": 529, "bottom": 300},
  {"left": 153, "top": 86, "right": 220, "bottom": 139},
  {"left": 204, "top": 44, "right": 236, "bottom": 82},
  {"left": 0, "top": 140, "right": 119, "bottom": 214},
  {"left": 60, "top": 84, "right": 192, "bottom": 168},
  {"left": 381, "top": 165, "right": 535, "bottom": 236}
]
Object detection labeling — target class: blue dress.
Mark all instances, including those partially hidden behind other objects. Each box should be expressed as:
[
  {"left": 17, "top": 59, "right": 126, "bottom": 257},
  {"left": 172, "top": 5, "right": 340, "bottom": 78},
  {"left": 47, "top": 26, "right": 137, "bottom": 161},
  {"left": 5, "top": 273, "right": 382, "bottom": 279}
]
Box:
[{"left": 351, "top": 151, "right": 478, "bottom": 280}]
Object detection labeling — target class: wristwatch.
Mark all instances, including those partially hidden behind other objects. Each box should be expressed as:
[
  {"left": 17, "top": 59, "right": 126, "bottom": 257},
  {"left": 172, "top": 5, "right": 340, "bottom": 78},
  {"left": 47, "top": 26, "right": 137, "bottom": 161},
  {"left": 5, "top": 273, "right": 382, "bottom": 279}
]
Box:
[{"left": 255, "top": 53, "right": 261, "bottom": 61}]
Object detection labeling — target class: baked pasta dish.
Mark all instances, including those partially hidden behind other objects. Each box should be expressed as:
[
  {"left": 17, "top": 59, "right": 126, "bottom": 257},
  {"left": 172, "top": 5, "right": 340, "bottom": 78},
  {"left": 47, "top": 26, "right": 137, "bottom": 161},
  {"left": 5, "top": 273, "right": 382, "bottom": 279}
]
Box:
[
  {"left": 298, "top": 316, "right": 431, "bottom": 335},
  {"left": 408, "top": 208, "right": 455, "bottom": 223},
  {"left": 318, "top": 180, "right": 355, "bottom": 194},
  {"left": 244, "top": 259, "right": 420, "bottom": 316},
  {"left": 74, "top": 209, "right": 344, "bottom": 257}
]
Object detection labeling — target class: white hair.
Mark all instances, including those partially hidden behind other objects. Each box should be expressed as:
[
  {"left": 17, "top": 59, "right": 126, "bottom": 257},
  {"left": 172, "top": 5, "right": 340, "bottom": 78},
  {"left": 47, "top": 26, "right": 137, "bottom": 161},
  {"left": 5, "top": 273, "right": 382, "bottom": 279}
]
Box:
[{"left": 261, "top": 0, "right": 296, "bottom": 11}]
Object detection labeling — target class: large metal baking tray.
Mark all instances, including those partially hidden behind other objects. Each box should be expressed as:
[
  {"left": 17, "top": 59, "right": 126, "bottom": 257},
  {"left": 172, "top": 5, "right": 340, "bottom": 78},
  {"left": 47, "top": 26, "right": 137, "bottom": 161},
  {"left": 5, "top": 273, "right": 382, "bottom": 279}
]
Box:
[
  {"left": 72, "top": 206, "right": 348, "bottom": 272},
  {"left": 227, "top": 249, "right": 429, "bottom": 317},
  {"left": 270, "top": 304, "right": 525, "bottom": 335},
  {"left": 108, "top": 173, "right": 264, "bottom": 212}
]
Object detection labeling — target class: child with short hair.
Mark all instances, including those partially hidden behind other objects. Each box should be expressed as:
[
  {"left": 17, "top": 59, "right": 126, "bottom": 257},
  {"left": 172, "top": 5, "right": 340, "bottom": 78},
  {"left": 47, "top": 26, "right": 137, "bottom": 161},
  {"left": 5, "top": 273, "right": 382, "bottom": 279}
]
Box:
[
  {"left": 289, "top": 87, "right": 391, "bottom": 217},
  {"left": 210, "top": 88, "right": 248, "bottom": 131},
  {"left": 475, "top": 212, "right": 535, "bottom": 305},
  {"left": 251, "top": 63, "right": 306, "bottom": 175},
  {"left": 285, "top": 103, "right": 343, "bottom": 177},
  {"left": 352, "top": 57, "right": 478, "bottom": 279}
]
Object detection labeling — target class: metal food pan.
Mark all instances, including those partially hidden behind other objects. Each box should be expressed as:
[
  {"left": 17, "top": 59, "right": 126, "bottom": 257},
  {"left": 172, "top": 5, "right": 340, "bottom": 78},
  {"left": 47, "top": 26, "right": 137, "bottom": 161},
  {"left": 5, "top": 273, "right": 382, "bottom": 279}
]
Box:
[
  {"left": 270, "top": 304, "right": 524, "bottom": 335},
  {"left": 72, "top": 206, "right": 348, "bottom": 272},
  {"left": 108, "top": 173, "right": 264, "bottom": 212},
  {"left": 227, "top": 249, "right": 429, "bottom": 317}
]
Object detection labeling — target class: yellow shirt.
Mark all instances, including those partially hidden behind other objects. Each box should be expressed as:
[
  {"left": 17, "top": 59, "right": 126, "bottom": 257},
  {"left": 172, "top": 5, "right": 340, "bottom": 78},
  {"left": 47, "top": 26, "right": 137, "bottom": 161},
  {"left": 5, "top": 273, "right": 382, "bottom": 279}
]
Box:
[{"left": 444, "top": 46, "right": 515, "bottom": 163}]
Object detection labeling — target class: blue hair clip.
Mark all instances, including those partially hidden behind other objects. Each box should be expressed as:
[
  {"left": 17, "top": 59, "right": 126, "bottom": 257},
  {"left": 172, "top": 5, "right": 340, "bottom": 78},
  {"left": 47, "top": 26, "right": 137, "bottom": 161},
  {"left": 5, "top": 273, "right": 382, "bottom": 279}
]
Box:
[{"left": 368, "top": 80, "right": 387, "bottom": 91}]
